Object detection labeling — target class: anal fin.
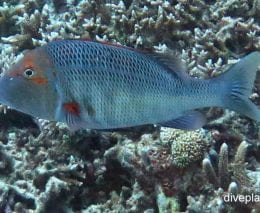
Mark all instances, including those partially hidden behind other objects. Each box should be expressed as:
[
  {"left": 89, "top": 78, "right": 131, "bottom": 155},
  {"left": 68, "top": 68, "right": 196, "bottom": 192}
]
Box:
[{"left": 159, "top": 111, "right": 206, "bottom": 130}]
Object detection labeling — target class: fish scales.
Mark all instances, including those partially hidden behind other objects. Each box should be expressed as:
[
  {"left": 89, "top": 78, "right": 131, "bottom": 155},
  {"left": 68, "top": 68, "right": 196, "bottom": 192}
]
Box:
[
  {"left": 0, "top": 40, "right": 259, "bottom": 131},
  {"left": 46, "top": 40, "right": 190, "bottom": 128}
]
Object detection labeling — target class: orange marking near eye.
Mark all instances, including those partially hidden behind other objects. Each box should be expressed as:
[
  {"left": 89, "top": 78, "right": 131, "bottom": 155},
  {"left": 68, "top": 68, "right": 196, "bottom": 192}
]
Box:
[
  {"left": 24, "top": 57, "right": 34, "bottom": 69},
  {"left": 8, "top": 53, "right": 35, "bottom": 77},
  {"left": 63, "top": 102, "right": 80, "bottom": 116},
  {"left": 8, "top": 48, "right": 52, "bottom": 78},
  {"left": 31, "top": 77, "right": 48, "bottom": 85}
]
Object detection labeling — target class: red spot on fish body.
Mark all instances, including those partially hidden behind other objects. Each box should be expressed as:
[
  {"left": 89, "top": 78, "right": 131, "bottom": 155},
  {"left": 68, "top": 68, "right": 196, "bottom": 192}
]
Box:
[{"left": 63, "top": 102, "right": 80, "bottom": 116}]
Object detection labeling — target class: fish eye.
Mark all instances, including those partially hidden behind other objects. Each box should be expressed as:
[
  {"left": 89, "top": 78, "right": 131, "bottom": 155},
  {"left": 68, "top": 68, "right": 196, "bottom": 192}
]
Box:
[{"left": 23, "top": 68, "right": 35, "bottom": 78}]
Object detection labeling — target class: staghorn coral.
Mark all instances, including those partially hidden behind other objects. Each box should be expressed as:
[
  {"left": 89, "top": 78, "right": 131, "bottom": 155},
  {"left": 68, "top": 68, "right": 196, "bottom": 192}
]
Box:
[
  {"left": 0, "top": 2, "right": 23, "bottom": 36},
  {"left": 0, "top": 0, "right": 259, "bottom": 212},
  {"left": 202, "top": 158, "right": 219, "bottom": 187},
  {"left": 230, "top": 141, "right": 256, "bottom": 193},
  {"left": 218, "top": 142, "right": 229, "bottom": 189},
  {"left": 156, "top": 185, "right": 180, "bottom": 213},
  {"left": 202, "top": 142, "right": 230, "bottom": 190},
  {"left": 0, "top": 144, "right": 13, "bottom": 175},
  {"left": 187, "top": 188, "right": 226, "bottom": 213},
  {"left": 202, "top": 141, "right": 260, "bottom": 212}
]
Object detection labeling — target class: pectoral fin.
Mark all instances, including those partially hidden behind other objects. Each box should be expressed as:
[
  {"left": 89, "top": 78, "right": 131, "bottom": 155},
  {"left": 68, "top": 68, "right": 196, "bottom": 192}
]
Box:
[
  {"left": 56, "top": 101, "right": 86, "bottom": 131},
  {"left": 159, "top": 111, "right": 206, "bottom": 130}
]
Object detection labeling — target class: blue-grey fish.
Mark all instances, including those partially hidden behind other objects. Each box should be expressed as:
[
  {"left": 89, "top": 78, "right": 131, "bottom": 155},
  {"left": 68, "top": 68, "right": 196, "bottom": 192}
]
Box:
[{"left": 0, "top": 40, "right": 259, "bottom": 130}]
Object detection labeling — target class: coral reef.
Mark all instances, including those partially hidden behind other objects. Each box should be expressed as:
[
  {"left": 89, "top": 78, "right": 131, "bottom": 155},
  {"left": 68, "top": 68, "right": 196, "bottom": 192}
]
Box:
[
  {"left": 0, "top": 0, "right": 259, "bottom": 212},
  {"left": 163, "top": 129, "right": 209, "bottom": 168},
  {"left": 201, "top": 141, "right": 260, "bottom": 212}
]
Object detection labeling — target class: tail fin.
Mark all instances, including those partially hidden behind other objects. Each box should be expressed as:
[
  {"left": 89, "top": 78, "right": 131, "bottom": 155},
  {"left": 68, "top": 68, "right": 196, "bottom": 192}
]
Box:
[{"left": 219, "top": 51, "right": 260, "bottom": 122}]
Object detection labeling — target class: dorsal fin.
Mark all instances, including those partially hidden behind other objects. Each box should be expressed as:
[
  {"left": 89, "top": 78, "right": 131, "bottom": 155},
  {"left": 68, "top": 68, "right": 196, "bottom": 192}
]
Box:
[
  {"left": 145, "top": 51, "right": 190, "bottom": 80},
  {"left": 79, "top": 38, "right": 137, "bottom": 51},
  {"left": 93, "top": 40, "right": 190, "bottom": 80},
  {"left": 52, "top": 37, "right": 136, "bottom": 51},
  {"left": 93, "top": 40, "right": 136, "bottom": 51},
  {"left": 90, "top": 41, "right": 154, "bottom": 54}
]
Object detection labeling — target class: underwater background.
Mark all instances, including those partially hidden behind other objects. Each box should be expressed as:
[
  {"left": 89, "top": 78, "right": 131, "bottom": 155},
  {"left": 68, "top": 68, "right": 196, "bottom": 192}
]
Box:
[{"left": 0, "top": 0, "right": 259, "bottom": 212}]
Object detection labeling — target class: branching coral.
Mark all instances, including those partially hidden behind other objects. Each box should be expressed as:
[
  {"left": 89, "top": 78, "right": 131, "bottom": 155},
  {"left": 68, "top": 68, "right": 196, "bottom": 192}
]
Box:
[
  {"left": 104, "top": 130, "right": 211, "bottom": 210},
  {"left": 202, "top": 141, "right": 260, "bottom": 212},
  {"left": 202, "top": 143, "right": 230, "bottom": 189},
  {"left": 0, "top": 0, "right": 259, "bottom": 212},
  {"left": 0, "top": 123, "right": 117, "bottom": 212},
  {"left": 0, "top": 145, "right": 13, "bottom": 175}
]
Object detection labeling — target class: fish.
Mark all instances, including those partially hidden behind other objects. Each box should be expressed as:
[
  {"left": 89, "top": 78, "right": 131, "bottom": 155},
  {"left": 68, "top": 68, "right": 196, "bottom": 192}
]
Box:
[{"left": 0, "top": 40, "right": 259, "bottom": 131}]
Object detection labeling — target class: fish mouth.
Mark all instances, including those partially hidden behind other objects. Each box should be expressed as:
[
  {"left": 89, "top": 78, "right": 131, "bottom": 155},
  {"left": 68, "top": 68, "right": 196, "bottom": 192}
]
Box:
[
  {"left": 0, "top": 75, "right": 24, "bottom": 110},
  {"left": 0, "top": 75, "right": 12, "bottom": 106},
  {"left": 0, "top": 74, "right": 56, "bottom": 120}
]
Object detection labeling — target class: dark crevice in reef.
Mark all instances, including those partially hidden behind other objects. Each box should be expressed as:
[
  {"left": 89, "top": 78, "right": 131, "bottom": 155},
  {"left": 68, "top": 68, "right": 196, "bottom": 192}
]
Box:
[{"left": 0, "top": 109, "right": 39, "bottom": 131}]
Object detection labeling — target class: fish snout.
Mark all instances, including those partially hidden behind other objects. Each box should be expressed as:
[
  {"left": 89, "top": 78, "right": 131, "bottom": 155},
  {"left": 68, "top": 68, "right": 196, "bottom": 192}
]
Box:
[{"left": 0, "top": 75, "right": 16, "bottom": 106}]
